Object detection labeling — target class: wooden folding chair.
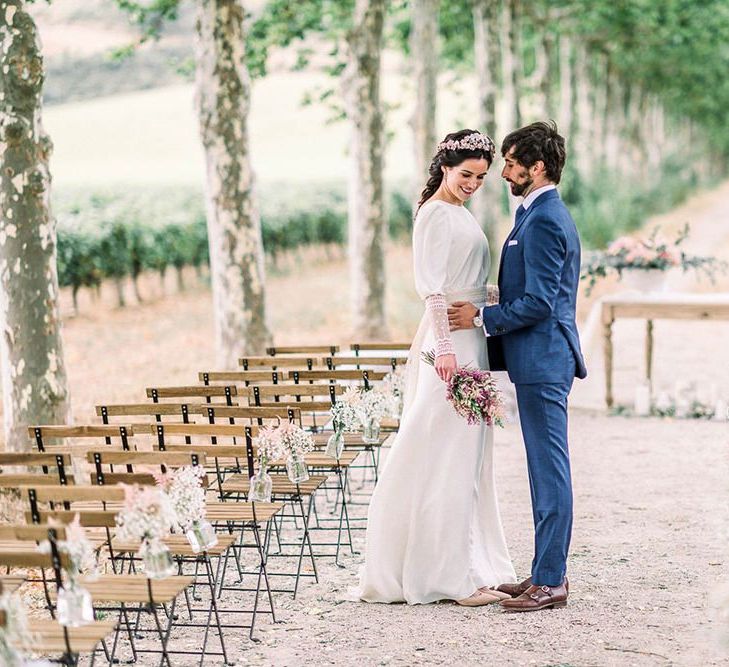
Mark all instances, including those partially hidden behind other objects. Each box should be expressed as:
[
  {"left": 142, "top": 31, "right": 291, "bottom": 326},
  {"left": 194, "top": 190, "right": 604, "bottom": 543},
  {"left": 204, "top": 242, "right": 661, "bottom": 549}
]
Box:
[
  {"left": 0, "top": 528, "right": 116, "bottom": 667},
  {"left": 238, "top": 355, "right": 320, "bottom": 371},
  {"left": 188, "top": 404, "right": 360, "bottom": 565},
  {"left": 199, "top": 369, "right": 289, "bottom": 386},
  {"left": 322, "top": 355, "right": 406, "bottom": 371},
  {"left": 266, "top": 344, "right": 340, "bottom": 356},
  {"left": 150, "top": 423, "right": 327, "bottom": 598},
  {"left": 19, "top": 489, "right": 202, "bottom": 666},
  {"left": 145, "top": 384, "right": 238, "bottom": 406},
  {"left": 0, "top": 451, "right": 75, "bottom": 487},
  {"left": 85, "top": 449, "right": 281, "bottom": 641},
  {"left": 349, "top": 341, "right": 410, "bottom": 355}
]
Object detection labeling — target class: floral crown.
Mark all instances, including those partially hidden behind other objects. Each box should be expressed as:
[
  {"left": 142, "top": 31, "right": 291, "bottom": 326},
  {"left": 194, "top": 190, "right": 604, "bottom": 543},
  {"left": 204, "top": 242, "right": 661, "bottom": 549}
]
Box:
[{"left": 436, "top": 132, "right": 495, "bottom": 156}]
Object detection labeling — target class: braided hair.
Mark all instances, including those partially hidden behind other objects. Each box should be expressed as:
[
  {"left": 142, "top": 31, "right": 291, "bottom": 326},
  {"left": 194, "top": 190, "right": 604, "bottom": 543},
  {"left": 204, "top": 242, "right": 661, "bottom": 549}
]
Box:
[{"left": 416, "top": 129, "right": 495, "bottom": 215}]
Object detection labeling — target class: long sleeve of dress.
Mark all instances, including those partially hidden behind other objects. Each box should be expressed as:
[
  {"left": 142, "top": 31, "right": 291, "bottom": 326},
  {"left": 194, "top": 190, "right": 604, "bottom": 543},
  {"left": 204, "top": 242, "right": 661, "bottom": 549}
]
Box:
[{"left": 413, "top": 203, "right": 454, "bottom": 358}]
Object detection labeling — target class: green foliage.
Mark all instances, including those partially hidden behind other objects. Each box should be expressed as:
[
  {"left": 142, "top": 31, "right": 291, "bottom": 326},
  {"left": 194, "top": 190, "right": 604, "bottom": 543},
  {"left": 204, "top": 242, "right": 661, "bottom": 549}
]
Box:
[{"left": 53, "top": 184, "right": 413, "bottom": 301}]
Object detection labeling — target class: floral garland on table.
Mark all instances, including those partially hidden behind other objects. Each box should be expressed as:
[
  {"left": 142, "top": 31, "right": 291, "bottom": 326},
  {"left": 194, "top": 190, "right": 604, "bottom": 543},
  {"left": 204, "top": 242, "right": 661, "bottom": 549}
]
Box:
[
  {"left": 580, "top": 224, "right": 727, "bottom": 296},
  {"left": 154, "top": 466, "right": 207, "bottom": 532},
  {"left": 115, "top": 485, "right": 177, "bottom": 544}
]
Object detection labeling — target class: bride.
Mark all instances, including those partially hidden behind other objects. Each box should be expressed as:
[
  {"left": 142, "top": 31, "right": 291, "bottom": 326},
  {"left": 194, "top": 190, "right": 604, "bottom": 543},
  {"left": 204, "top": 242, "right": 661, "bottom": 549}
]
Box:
[{"left": 356, "top": 129, "right": 516, "bottom": 606}]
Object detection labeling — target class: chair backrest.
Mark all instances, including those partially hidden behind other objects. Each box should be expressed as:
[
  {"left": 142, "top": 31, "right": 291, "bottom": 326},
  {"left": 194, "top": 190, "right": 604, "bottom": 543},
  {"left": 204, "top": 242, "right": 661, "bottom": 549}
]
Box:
[
  {"left": 86, "top": 450, "right": 207, "bottom": 486},
  {"left": 145, "top": 385, "right": 237, "bottom": 405},
  {"left": 0, "top": 452, "right": 74, "bottom": 487},
  {"left": 189, "top": 404, "right": 301, "bottom": 426},
  {"left": 27, "top": 424, "right": 134, "bottom": 453},
  {"left": 151, "top": 423, "right": 258, "bottom": 479},
  {"left": 350, "top": 342, "right": 410, "bottom": 354},
  {"left": 238, "top": 356, "right": 319, "bottom": 371},
  {"left": 199, "top": 370, "right": 288, "bottom": 386},
  {"left": 0, "top": 524, "right": 71, "bottom": 571},
  {"left": 247, "top": 384, "right": 344, "bottom": 402},
  {"left": 322, "top": 356, "right": 406, "bottom": 370},
  {"left": 287, "top": 369, "right": 386, "bottom": 385},
  {"left": 266, "top": 345, "right": 339, "bottom": 356}
]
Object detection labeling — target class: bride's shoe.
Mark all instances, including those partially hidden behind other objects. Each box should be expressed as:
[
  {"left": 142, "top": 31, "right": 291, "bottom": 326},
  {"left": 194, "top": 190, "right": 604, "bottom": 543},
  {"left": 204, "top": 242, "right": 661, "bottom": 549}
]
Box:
[
  {"left": 456, "top": 589, "right": 501, "bottom": 607},
  {"left": 478, "top": 586, "right": 511, "bottom": 601}
]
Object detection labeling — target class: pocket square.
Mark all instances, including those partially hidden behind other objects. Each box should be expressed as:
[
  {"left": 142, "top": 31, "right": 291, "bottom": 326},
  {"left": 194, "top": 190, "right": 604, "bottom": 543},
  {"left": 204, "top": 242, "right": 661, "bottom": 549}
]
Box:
[{"left": 508, "top": 239, "right": 518, "bottom": 246}]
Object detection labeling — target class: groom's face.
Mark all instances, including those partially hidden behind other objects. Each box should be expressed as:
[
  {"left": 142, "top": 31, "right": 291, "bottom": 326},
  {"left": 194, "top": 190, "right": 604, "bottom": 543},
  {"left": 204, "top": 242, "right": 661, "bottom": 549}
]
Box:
[{"left": 501, "top": 147, "right": 533, "bottom": 197}]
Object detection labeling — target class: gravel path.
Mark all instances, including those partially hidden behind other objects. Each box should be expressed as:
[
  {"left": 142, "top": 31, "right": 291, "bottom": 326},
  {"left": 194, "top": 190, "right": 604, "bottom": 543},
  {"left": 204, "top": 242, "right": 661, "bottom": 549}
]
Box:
[{"left": 6, "top": 184, "right": 729, "bottom": 666}]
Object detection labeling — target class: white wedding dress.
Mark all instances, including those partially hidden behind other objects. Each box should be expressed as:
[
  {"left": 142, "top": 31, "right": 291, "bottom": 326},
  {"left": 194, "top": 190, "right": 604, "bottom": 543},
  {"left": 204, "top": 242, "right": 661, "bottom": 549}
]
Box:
[{"left": 356, "top": 199, "right": 516, "bottom": 604}]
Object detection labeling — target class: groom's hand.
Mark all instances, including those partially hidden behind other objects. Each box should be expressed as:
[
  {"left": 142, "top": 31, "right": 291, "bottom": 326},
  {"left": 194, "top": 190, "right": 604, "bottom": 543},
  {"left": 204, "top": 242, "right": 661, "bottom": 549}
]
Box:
[{"left": 448, "top": 301, "right": 479, "bottom": 331}]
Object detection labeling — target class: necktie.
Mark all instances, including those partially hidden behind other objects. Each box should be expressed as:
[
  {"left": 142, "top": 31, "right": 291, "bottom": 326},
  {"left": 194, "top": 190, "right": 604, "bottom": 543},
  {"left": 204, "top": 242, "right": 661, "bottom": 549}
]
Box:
[{"left": 515, "top": 204, "right": 527, "bottom": 225}]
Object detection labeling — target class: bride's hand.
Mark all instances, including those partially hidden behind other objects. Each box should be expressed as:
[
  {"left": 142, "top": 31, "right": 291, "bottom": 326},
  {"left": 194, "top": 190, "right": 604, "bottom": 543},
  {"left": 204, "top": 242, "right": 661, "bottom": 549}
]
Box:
[{"left": 435, "top": 353, "right": 457, "bottom": 383}]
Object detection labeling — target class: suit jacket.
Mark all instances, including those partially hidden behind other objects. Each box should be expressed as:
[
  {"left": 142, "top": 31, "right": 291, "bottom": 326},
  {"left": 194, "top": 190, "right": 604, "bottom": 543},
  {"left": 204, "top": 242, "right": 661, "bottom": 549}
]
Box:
[{"left": 482, "top": 188, "right": 587, "bottom": 385}]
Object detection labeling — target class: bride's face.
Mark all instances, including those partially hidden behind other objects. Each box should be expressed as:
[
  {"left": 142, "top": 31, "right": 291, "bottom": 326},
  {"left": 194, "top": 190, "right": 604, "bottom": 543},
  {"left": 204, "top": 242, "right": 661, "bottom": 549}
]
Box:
[{"left": 442, "top": 158, "right": 490, "bottom": 203}]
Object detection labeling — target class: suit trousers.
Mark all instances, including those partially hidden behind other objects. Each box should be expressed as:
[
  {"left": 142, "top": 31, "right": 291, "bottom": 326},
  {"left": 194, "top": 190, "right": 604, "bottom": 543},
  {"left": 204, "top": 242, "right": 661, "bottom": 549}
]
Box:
[{"left": 514, "top": 372, "right": 575, "bottom": 587}]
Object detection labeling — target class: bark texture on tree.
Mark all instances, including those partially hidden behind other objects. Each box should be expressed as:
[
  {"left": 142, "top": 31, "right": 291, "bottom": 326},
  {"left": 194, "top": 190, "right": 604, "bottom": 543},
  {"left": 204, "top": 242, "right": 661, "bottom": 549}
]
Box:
[
  {"left": 343, "top": 0, "right": 386, "bottom": 339},
  {"left": 195, "top": 0, "right": 270, "bottom": 367},
  {"left": 0, "top": 1, "right": 71, "bottom": 452},
  {"left": 499, "top": 0, "right": 521, "bottom": 132},
  {"left": 410, "top": 0, "right": 438, "bottom": 192},
  {"left": 472, "top": 0, "right": 502, "bottom": 278}
]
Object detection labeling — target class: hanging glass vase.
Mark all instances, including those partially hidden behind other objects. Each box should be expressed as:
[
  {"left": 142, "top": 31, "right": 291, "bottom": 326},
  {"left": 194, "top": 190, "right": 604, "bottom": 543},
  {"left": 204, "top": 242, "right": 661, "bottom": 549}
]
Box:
[
  {"left": 140, "top": 538, "right": 176, "bottom": 580},
  {"left": 389, "top": 394, "right": 403, "bottom": 419},
  {"left": 57, "top": 578, "right": 94, "bottom": 627},
  {"left": 186, "top": 519, "right": 218, "bottom": 553},
  {"left": 286, "top": 450, "right": 310, "bottom": 483},
  {"left": 249, "top": 467, "right": 273, "bottom": 502},
  {"left": 362, "top": 417, "right": 381, "bottom": 444},
  {"left": 325, "top": 429, "right": 345, "bottom": 459}
]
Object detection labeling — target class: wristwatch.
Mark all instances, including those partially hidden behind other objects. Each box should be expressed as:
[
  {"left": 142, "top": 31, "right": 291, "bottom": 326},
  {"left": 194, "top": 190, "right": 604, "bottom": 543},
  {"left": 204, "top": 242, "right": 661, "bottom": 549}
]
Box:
[{"left": 472, "top": 313, "right": 483, "bottom": 329}]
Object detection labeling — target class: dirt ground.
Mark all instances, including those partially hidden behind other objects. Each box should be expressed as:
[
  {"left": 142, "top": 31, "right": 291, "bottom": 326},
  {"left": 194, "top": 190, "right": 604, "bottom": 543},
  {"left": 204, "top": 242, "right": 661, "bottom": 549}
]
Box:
[{"left": 5, "top": 183, "right": 729, "bottom": 665}]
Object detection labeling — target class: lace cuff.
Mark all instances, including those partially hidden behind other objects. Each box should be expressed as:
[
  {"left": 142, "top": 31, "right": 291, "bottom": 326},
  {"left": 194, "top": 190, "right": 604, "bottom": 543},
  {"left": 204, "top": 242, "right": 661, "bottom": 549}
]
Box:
[{"left": 425, "top": 294, "right": 455, "bottom": 358}]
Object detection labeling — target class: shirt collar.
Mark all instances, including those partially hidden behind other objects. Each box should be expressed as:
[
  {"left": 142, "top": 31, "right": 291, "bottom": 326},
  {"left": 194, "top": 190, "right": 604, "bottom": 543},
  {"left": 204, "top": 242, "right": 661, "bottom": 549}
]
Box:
[{"left": 522, "top": 184, "right": 556, "bottom": 210}]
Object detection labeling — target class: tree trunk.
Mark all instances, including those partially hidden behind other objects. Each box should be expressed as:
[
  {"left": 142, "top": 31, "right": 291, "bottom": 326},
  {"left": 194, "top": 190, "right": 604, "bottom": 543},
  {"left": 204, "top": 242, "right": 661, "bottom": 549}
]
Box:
[
  {"left": 573, "top": 43, "right": 593, "bottom": 179},
  {"left": 0, "top": 2, "right": 71, "bottom": 452},
  {"left": 410, "top": 0, "right": 438, "bottom": 198},
  {"left": 499, "top": 0, "right": 521, "bottom": 132},
  {"left": 343, "top": 0, "right": 387, "bottom": 339},
  {"left": 557, "top": 34, "right": 573, "bottom": 143},
  {"left": 195, "top": 0, "right": 271, "bottom": 366},
  {"left": 472, "top": 0, "right": 502, "bottom": 278},
  {"left": 113, "top": 276, "right": 126, "bottom": 308},
  {"left": 176, "top": 265, "right": 185, "bottom": 292}
]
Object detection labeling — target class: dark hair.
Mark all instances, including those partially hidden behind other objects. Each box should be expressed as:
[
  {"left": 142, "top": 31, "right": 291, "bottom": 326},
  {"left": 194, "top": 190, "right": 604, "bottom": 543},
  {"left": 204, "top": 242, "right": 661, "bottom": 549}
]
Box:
[
  {"left": 416, "top": 129, "right": 495, "bottom": 213},
  {"left": 500, "top": 120, "right": 566, "bottom": 184}
]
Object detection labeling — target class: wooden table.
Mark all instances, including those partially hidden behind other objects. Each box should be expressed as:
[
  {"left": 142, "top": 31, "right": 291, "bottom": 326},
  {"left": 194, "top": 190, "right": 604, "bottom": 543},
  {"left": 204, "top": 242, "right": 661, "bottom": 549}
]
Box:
[{"left": 602, "top": 293, "right": 729, "bottom": 408}]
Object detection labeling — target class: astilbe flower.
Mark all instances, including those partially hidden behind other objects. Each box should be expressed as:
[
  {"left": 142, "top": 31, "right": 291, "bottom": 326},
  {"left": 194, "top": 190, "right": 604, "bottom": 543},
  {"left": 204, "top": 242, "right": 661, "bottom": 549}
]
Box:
[
  {"left": 256, "top": 425, "right": 285, "bottom": 467},
  {"left": 37, "top": 514, "right": 99, "bottom": 580}
]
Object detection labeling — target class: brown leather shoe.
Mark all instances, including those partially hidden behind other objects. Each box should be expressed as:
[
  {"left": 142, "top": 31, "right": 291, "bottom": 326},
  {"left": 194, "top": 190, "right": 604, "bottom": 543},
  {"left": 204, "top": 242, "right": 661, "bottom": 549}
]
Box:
[
  {"left": 495, "top": 576, "right": 532, "bottom": 598},
  {"left": 500, "top": 580, "right": 568, "bottom": 612}
]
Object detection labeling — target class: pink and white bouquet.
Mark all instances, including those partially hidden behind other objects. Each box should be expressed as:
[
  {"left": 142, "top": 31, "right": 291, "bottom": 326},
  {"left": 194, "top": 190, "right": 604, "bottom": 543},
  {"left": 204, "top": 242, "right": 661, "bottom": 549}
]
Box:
[
  {"left": 38, "top": 514, "right": 99, "bottom": 581},
  {"left": 422, "top": 351, "right": 505, "bottom": 427},
  {"left": 115, "top": 485, "right": 177, "bottom": 544}
]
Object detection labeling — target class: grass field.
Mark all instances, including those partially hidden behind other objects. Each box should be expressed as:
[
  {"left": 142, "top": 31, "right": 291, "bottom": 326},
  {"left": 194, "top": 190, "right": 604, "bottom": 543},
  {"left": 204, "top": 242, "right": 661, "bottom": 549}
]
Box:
[{"left": 44, "top": 61, "right": 481, "bottom": 189}]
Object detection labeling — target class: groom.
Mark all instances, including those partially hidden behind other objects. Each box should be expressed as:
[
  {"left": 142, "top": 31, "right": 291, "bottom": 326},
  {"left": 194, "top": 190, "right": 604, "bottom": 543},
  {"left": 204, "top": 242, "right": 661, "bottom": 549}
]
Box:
[{"left": 448, "top": 121, "right": 587, "bottom": 612}]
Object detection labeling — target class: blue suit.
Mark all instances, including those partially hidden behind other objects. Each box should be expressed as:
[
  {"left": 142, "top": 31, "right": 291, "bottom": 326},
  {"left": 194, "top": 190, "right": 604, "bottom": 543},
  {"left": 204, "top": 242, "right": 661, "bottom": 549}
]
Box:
[{"left": 482, "top": 187, "right": 586, "bottom": 587}]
